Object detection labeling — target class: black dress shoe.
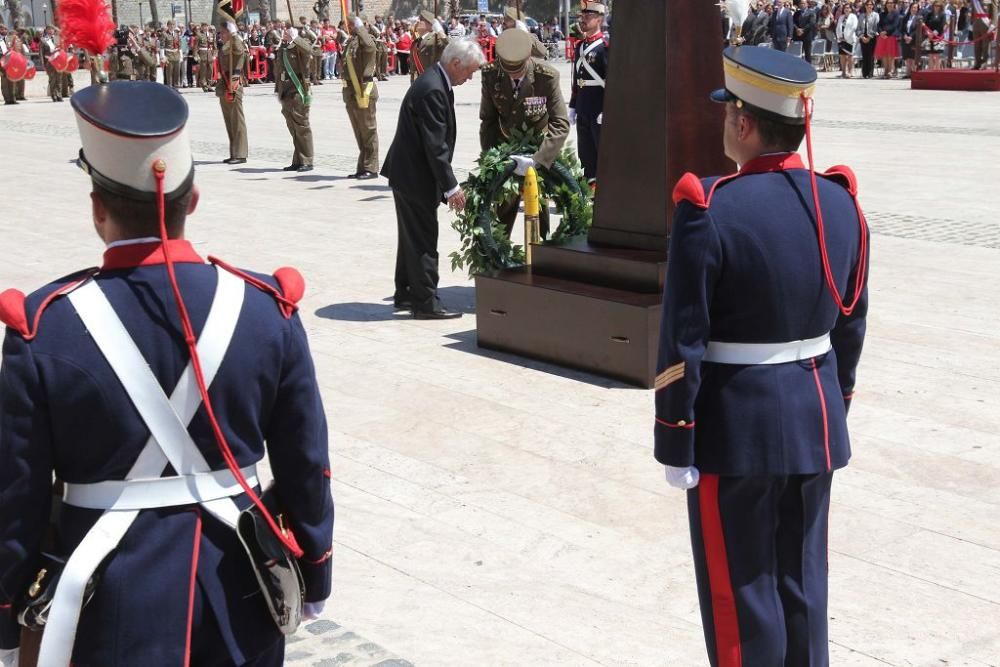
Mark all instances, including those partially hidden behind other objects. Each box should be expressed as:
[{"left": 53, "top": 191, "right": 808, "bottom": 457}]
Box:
[
  {"left": 392, "top": 299, "right": 412, "bottom": 310},
  {"left": 224, "top": 158, "right": 247, "bottom": 165},
  {"left": 297, "top": 165, "right": 314, "bottom": 172},
  {"left": 413, "top": 308, "right": 462, "bottom": 320},
  {"left": 356, "top": 171, "right": 377, "bottom": 180},
  {"left": 283, "top": 164, "right": 301, "bottom": 171},
  {"left": 346, "top": 172, "right": 360, "bottom": 178}
]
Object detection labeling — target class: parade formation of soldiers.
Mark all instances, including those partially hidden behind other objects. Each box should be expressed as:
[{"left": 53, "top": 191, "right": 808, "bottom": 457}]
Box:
[{"left": 0, "top": 4, "right": 609, "bottom": 183}]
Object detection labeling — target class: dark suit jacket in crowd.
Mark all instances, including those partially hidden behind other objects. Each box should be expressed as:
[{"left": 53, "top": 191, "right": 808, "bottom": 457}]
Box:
[
  {"left": 770, "top": 6, "right": 795, "bottom": 42},
  {"left": 381, "top": 64, "right": 457, "bottom": 206},
  {"left": 794, "top": 7, "right": 818, "bottom": 41}
]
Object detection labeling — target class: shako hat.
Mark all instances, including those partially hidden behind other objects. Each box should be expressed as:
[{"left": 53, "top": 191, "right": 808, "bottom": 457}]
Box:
[
  {"left": 71, "top": 81, "right": 193, "bottom": 201},
  {"left": 495, "top": 28, "right": 532, "bottom": 73},
  {"left": 711, "top": 46, "right": 816, "bottom": 125}
]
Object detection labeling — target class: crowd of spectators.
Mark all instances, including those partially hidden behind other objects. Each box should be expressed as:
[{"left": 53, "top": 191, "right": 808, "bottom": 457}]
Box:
[{"left": 722, "top": 0, "right": 995, "bottom": 79}]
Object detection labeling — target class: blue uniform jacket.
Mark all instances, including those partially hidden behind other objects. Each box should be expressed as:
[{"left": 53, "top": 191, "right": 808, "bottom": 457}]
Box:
[
  {"left": 0, "top": 240, "right": 334, "bottom": 664},
  {"left": 654, "top": 153, "right": 869, "bottom": 476},
  {"left": 569, "top": 32, "right": 608, "bottom": 118}
]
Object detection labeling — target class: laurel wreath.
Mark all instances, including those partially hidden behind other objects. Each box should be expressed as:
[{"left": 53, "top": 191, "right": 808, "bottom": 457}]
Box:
[{"left": 449, "top": 127, "right": 593, "bottom": 277}]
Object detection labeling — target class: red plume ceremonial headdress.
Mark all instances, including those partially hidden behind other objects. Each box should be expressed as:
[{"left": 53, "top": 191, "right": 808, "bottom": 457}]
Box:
[{"left": 57, "top": 0, "right": 115, "bottom": 56}]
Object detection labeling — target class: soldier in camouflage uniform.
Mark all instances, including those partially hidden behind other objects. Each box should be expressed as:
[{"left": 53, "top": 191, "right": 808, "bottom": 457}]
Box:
[{"left": 480, "top": 29, "right": 570, "bottom": 236}]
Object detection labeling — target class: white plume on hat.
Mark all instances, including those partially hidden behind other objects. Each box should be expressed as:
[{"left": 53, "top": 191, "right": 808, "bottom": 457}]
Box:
[
  {"left": 226, "top": 21, "right": 237, "bottom": 34},
  {"left": 287, "top": 26, "right": 299, "bottom": 39},
  {"left": 432, "top": 19, "right": 445, "bottom": 35},
  {"left": 725, "top": 0, "right": 751, "bottom": 27}
]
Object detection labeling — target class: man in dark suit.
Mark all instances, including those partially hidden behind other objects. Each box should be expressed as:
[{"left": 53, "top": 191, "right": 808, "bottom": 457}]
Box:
[
  {"left": 793, "top": 0, "right": 818, "bottom": 61},
  {"left": 380, "top": 40, "right": 485, "bottom": 319},
  {"left": 770, "top": 0, "right": 795, "bottom": 50}
]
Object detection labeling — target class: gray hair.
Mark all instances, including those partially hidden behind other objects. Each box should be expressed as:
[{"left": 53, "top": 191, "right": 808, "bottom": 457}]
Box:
[{"left": 440, "top": 38, "right": 486, "bottom": 68}]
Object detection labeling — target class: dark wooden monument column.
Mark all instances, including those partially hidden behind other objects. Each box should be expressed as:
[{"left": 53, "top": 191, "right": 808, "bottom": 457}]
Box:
[{"left": 474, "top": 1, "right": 734, "bottom": 387}]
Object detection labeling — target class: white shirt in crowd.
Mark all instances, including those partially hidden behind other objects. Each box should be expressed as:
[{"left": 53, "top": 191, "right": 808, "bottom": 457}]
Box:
[{"left": 837, "top": 13, "right": 859, "bottom": 44}]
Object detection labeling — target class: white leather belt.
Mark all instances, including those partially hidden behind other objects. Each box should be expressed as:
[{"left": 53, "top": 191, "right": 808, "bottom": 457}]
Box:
[
  {"left": 63, "top": 465, "right": 258, "bottom": 511},
  {"left": 703, "top": 333, "right": 831, "bottom": 365}
]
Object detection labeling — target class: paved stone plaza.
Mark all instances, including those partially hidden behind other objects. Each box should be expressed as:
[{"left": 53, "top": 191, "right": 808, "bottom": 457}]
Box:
[{"left": 2, "top": 64, "right": 999, "bottom": 665}]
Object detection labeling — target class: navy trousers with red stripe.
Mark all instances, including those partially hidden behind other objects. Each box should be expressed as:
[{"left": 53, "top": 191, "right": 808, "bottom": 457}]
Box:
[{"left": 688, "top": 473, "right": 833, "bottom": 667}]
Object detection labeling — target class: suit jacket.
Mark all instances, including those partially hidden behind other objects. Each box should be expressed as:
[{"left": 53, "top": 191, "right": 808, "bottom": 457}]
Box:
[
  {"left": 770, "top": 6, "right": 795, "bottom": 41},
  {"left": 655, "top": 154, "right": 869, "bottom": 476},
  {"left": 794, "top": 7, "right": 818, "bottom": 40},
  {"left": 0, "top": 241, "right": 334, "bottom": 663},
  {"left": 381, "top": 63, "right": 457, "bottom": 205}
]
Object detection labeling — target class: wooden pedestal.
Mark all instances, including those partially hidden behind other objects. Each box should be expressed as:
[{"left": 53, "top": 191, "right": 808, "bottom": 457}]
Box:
[{"left": 472, "top": 0, "right": 731, "bottom": 388}]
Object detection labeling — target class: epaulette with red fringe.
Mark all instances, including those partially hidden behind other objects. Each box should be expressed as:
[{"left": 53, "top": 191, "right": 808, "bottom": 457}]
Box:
[
  {"left": 208, "top": 257, "right": 304, "bottom": 319},
  {"left": 0, "top": 269, "right": 98, "bottom": 341},
  {"left": 820, "top": 165, "right": 859, "bottom": 197}
]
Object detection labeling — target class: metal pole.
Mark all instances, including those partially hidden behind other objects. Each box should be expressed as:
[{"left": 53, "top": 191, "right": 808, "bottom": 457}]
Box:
[{"left": 139, "top": 0, "right": 144, "bottom": 25}]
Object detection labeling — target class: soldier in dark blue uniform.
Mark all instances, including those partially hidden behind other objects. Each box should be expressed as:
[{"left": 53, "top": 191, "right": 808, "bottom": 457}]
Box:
[
  {"left": 568, "top": 1, "right": 609, "bottom": 188},
  {"left": 0, "top": 81, "right": 334, "bottom": 666},
  {"left": 654, "top": 47, "right": 869, "bottom": 667}
]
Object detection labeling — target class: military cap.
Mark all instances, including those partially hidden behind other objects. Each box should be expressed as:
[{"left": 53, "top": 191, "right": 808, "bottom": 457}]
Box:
[
  {"left": 711, "top": 46, "right": 817, "bottom": 125},
  {"left": 360, "top": 12, "right": 370, "bottom": 22},
  {"left": 580, "top": 1, "right": 607, "bottom": 14},
  {"left": 419, "top": 9, "right": 436, "bottom": 24},
  {"left": 71, "top": 81, "right": 193, "bottom": 200},
  {"left": 495, "top": 28, "right": 532, "bottom": 73},
  {"left": 504, "top": 6, "right": 525, "bottom": 21}
]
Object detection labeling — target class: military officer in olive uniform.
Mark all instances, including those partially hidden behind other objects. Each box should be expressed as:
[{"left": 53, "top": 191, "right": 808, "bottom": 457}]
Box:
[
  {"left": 40, "top": 25, "right": 65, "bottom": 102},
  {"left": 410, "top": 10, "right": 448, "bottom": 82},
  {"left": 196, "top": 24, "right": 214, "bottom": 91},
  {"left": 297, "top": 17, "right": 320, "bottom": 85},
  {"left": 0, "top": 25, "right": 22, "bottom": 105},
  {"left": 162, "top": 21, "right": 183, "bottom": 89},
  {"left": 371, "top": 18, "right": 389, "bottom": 81},
  {"left": 502, "top": 6, "right": 548, "bottom": 59},
  {"left": 8, "top": 29, "right": 29, "bottom": 100},
  {"left": 342, "top": 14, "right": 379, "bottom": 179},
  {"left": 216, "top": 22, "right": 248, "bottom": 164},
  {"left": 277, "top": 27, "right": 314, "bottom": 172},
  {"left": 480, "top": 29, "right": 570, "bottom": 236}
]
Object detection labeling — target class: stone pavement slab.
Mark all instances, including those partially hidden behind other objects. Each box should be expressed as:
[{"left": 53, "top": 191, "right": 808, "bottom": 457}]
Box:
[{"left": 1, "top": 65, "right": 999, "bottom": 665}]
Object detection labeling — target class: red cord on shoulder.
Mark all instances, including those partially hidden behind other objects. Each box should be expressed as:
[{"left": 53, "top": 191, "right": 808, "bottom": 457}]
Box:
[
  {"left": 208, "top": 256, "right": 300, "bottom": 319},
  {"left": 0, "top": 272, "right": 97, "bottom": 341}
]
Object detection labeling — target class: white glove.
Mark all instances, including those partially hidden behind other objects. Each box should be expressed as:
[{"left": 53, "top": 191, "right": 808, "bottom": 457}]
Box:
[
  {"left": 597, "top": 112, "right": 603, "bottom": 125},
  {"left": 303, "top": 601, "right": 326, "bottom": 620},
  {"left": 511, "top": 155, "right": 536, "bottom": 176},
  {"left": 0, "top": 648, "right": 19, "bottom": 667},
  {"left": 568, "top": 108, "right": 577, "bottom": 125},
  {"left": 664, "top": 465, "right": 700, "bottom": 490}
]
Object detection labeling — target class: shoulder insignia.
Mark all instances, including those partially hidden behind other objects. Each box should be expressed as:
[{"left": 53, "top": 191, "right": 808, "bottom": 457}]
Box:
[
  {"left": 0, "top": 289, "right": 29, "bottom": 337},
  {"left": 672, "top": 172, "right": 708, "bottom": 209},
  {"left": 209, "top": 256, "right": 301, "bottom": 319},
  {"left": 273, "top": 267, "right": 305, "bottom": 305},
  {"left": 822, "top": 165, "right": 858, "bottom": 197},
  {"left": 0, "top": 269, "right": 97, "bottom": 341},
  {"left": 481, "top": 62, "right": 497, "bottom": 73}
]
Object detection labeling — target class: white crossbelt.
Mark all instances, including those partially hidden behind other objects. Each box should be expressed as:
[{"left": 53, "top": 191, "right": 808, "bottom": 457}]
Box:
[
  {"left": 703, "top": 333, "right": 831, "bottom": 365},
  {"left": 38, "top": 266, "right": 247, "bottom": 667},
  {"left": 575, "top": 38, "right": 605, "bottom": 87},
  {"left": 63, "top": 465, "right": 259, "bottom": 511}
]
